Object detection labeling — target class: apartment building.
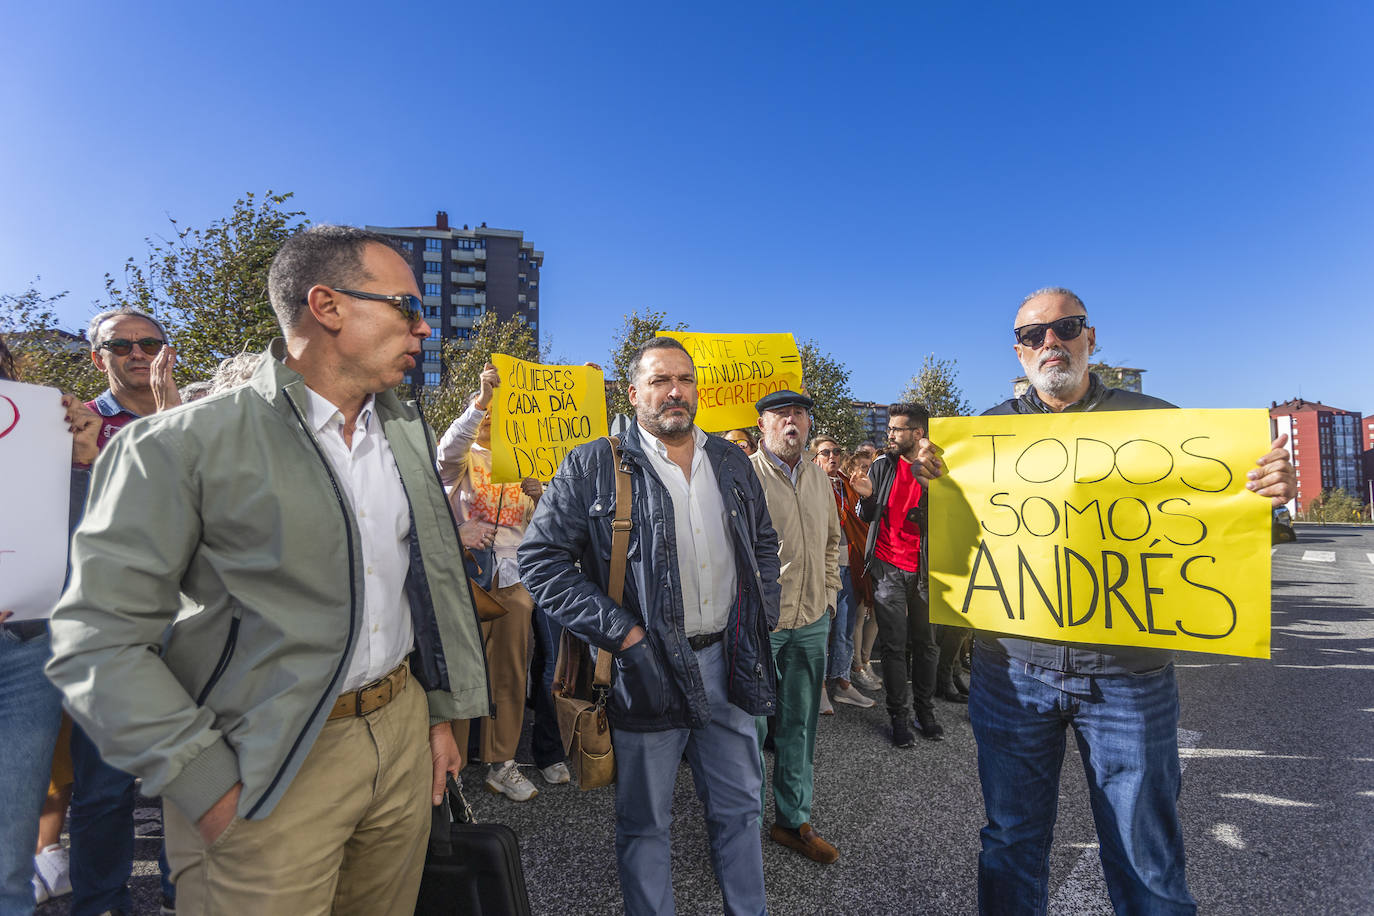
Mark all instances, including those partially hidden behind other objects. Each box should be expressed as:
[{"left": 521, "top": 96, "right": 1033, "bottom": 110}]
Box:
[
  {"left": 1268, "top": 398, "right": 1365, "bottom": 514},
  {"left": 367, "top": 211, "right": 542, "bottom": 388}
]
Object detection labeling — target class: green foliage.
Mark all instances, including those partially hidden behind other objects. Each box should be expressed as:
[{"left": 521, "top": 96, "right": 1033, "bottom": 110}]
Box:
[
  {"left": 606, "top": 309, "right": 687, "bottom": 419},
  {"left": 414, "top": 313, "right": 541, "bottom": 434},
  {"left": 104, "top": 191, "right": 307, "bottom": 384},
  {"left": 798, "top": 339, "right": 865, "bottom": 449},
  {"left": 0, "top": 286, "right": 104, "bottom": 398},
  {"left": 1303, "top": 488, "right": 1366, "bottom": 524},
  {"left": 900, "top": 354, "right": 972, "bottom": 418}
]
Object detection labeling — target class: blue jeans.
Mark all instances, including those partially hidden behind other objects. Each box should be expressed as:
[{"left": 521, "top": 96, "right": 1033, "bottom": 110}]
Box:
[
  {"left": 69, "top": 723, "right": 135, "bottom": 916},
  {"left": 529, "top": 604, "right": 565, "bottom": 770},
  {"left": 825, "top": 567, "right": 856, "bottom": 680},
  {"left": 970, "top": 644, "right": 1195, "bottom": 916},
  {"left": 0, "top": 623, "right": 65, "bottom": 916},
  {"left": 612, "top": 642, "right": 766, "bottom": 916}
]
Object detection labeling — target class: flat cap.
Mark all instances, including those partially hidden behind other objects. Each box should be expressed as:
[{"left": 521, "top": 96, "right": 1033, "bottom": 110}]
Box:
[{"left": 755, "top": 389, "right": 815, "bottom": 413}]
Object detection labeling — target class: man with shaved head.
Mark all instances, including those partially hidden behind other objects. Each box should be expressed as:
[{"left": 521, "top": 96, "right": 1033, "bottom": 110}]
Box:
[{"left": 913, "top": 287, "right": 1295, "bottom": 915}]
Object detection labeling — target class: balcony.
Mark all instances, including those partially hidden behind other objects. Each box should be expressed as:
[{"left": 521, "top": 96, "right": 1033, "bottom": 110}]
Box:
[
  {"left": 423, "top": 295, "right": 441, "bottom": 307},
  {"left": 451, "top": 314, "right": 477, "bottom": 329},
  {"left": 450, "top": 269, "right": 486, "bottom": 286},
  {"left": 473, "top": 292, "right": 486, "bottom": 305},
  {"left": 422, "top": 338, "right": 442, "bottom": 351},
  {"left": 518, "top": 293, "right": 527, "bottom": 304},
  {"left": 451, "top": 290, "right": 476, "bottom": 305}
]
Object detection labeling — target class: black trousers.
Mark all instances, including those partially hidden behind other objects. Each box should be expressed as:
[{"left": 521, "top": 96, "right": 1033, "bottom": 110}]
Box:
[{"left": 871, "top": 557, "right": 939, "bottom": 718}]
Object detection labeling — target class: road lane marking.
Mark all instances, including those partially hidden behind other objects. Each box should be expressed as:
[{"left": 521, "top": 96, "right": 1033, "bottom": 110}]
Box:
[
  {"left": 1303, "top": 550, "right": 1336, "bottom": 562},
  {"left": 1368, "top": 553, "right": 1374, "bottom": 565},
  {"left": 1219, "top": 792, "right": 1318, "bottom": 808},
  {"left": 1209, "top": 823, "right": 1247, "bottom": 850}
]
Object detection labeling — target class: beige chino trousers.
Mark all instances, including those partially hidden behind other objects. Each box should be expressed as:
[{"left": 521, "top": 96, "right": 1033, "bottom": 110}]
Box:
[
  {"left": 164, "top": 669, "right": 432, "bottom": 916},
  {"left": 451, "top": 578, "right": 533, "bottom": 764}
]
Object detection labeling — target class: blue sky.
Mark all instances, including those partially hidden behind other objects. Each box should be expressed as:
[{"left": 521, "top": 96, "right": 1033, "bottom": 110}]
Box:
[{"left": 2, "top": 1, "right": 1370, "bottom": 414}]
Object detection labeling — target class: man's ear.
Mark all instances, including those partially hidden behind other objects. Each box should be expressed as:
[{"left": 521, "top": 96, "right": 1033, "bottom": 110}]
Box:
[
  {"left": 90, "top": 350, "right": 107, "bottom": 372},
  {"left": 627, "top": 382, "right": 639, "bottom": 410},
  {"left": 304, "top": 284, "right": 344, "bottom": 331}
]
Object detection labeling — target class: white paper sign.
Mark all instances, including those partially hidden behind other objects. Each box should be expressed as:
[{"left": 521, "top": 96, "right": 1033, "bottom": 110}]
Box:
[{"left": 0, "top": 380, "right": 72, "bottom": 621}]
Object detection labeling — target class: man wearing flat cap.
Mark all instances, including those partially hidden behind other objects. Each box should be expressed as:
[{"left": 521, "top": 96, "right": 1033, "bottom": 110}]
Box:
[{"left": 750, "top": 390, "right": 842, "bottom": 863}]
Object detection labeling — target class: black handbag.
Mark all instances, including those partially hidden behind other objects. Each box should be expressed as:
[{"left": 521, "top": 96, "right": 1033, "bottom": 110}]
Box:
[{"left": 415, "top": 777, "right": 532, "bottom": 916}]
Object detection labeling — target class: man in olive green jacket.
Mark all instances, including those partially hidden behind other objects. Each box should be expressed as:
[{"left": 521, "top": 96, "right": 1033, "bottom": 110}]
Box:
[
  {"left": 47, "top": 226, "right": 489, "bottom": 916},
  {"left": 750, "top": 390, "right": 842, "bottom": 864}
]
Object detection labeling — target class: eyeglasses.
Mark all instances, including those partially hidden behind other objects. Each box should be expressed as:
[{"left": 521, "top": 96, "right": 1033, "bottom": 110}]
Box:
[
  {"left": 887, "top": 425, "right": 918, "bottom": 435},
  {"left": 816, "top": 448, "right": 839, "bottom": 457},
  {"left": 330, "top": 288, "right": 425, "bottom": 325},
  {"left": 1013, "top": 315, "right": 1088, "bottom": 349},
  {"left": 98, "top": 337, "right": 165, "bottom": 357}
]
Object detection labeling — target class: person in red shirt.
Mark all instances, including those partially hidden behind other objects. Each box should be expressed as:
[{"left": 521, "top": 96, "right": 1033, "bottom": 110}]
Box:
[{"left": 858, "top": 403, "right": 942, "bottom": 747}]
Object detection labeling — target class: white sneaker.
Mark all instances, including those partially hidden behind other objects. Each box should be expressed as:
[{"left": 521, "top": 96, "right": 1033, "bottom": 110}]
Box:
[
  {"left": 485, "top": 761, "right": 539, "bottom": 801},
  {"left": 539, "top": 761, "right": 572, "bottom": 785},
  {"left": 819, "top": 689, "right": 835, "bottom": 716},
  {"left": 852, "top": 665, "right": 882, "bottom": 692},
  {"left": 34, "top": 843, "right": 71, "bottom": 901},
  {"left": 831, "top": 680, "right": 876, "bottom": 708}
]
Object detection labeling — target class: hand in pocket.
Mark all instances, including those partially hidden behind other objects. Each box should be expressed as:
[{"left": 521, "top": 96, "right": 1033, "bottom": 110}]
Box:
[{"left": 611, "top": 639, "right": 667, "bottom": 718}]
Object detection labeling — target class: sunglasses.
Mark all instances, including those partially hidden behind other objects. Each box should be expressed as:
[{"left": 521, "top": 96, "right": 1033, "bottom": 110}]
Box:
[
  {"left": 1013, "top": 315, "right": 1088, "bottom": 349},
  {"left": 330, "top": 288, "right": 425, "bottom": 325},
  {"left": 98, "top": 337, "right": 165, "bottom": 357},
  {"left": 816, "top": 448, "right": 839, "bottom": 457}
]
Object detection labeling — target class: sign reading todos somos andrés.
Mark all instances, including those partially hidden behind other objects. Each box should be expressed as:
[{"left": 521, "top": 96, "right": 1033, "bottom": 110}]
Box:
[
  {"left": 489, "top": 353, "right": 608, "bottom": 483},
  {"left": 657, "top": 331, "right": 803, "bottom": 432},
  {"left": 927, "top": 408, "right": 1273, "bottom": 659},
  {"left": 0, "top": 379, "right": 72, "bottom": 621}
]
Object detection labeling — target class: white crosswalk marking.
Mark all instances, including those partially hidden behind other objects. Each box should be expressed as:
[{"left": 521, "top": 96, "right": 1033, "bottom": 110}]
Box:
[
  {"left": 1303, "top": 550, "right": 1336, "bottom": 563},
  {"left": 1367, "top": 553, "right": 1374, "bottom": 566}
]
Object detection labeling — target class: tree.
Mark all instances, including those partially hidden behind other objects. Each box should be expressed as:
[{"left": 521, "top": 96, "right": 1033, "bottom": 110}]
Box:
[
  {"left": 605, "top": 309, "right": 687, "bottom": 419},
  {"left": 798, "top": 339, "right": 865, "bottom": 449},
  {"left": 0, "top": 286, "right": 104, "bottom": 398},
  {"left": 415, "top": 313, "right": 541, "bottom": 434},
  {"left": 104, "top": 191, "right": 307, "bottom": 384},
  {"left": 900, "top": 354, "right": 972, "bottom": 418},
  {"left": 1305, "top": 488, "right": 1364, "bottom": 524}
]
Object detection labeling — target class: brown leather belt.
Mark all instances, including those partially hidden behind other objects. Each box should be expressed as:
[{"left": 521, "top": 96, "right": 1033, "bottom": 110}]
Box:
[
  {"left": 328, "top": 663, "right": 408, "bottom": 721},
  {"left": 687, "top": 630, "right": 725, "bottom": 651}
]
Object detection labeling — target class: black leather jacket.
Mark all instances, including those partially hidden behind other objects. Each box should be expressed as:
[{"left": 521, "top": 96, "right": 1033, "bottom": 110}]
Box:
[
  {"left": 978, "top": 374, "right": 1178, "bottom": 675},
  {"left": 519, "top": 423, "right": 780, "bottom": 731}
]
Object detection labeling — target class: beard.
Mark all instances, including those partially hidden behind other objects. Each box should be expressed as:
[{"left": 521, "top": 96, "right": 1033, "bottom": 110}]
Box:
[
  {"left": 638, "top": 396, "right": 696, "bottom": 438},
  {"left": 763, "top": 428, "right": 804, "bottom": 463},
  {"left": 1025, "top": 346, "right": 1085, "bottom": 401},
  {"left": 884, "top": 439, "right": 914, "bottom": 459}
]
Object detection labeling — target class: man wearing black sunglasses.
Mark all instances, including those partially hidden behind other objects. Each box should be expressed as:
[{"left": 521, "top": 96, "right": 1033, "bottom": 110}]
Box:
[
  {"left": 48, "top": 226, "right": 490, "bottom": 916},
  {"left": 913, "top": 286, "right": 1294, "bottom": 915},
  {"left": 85, "top": 307, "right": 178, "bottom": 448}
]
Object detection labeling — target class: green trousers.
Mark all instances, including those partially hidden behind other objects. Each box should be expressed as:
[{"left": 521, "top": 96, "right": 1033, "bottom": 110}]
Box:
[{"left": 756, "top": 613, "right": 829, "bottom": 828}]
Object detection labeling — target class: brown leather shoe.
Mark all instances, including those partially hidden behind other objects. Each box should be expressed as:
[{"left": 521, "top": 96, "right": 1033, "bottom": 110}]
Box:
[{"left": 769, "top": 822, "right": 840, "bottom": 864}]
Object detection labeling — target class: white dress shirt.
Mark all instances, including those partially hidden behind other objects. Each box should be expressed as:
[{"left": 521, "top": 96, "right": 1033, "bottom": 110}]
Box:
[
  {"left": 637, "top": 424, "right": 737, "bottom": 637},
  {"left": 304, "top": 387, "right": 414, "bottom": 693}
]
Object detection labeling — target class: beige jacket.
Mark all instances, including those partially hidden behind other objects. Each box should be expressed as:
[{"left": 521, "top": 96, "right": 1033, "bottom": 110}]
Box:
[{"left": 750, "top": 447, "right": 842, "bottom": 631}]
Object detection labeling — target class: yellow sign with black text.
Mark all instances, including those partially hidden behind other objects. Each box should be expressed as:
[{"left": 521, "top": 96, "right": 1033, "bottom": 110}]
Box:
[
  {"left": 927, "top": 409, "right": 1271, "bottom": 658},
  {"left": 489, "top": 354, "right": 608, "bottom": 483},
  {"left": 657, "top": 331, "right": 804, "bottom": 431}
]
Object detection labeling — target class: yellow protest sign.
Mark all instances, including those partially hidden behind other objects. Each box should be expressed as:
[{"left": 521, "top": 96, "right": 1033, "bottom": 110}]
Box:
[
  {"left": 489, "top": 354, "right": 608, "bottom": 483},
  {"left": 657, "top": 331, "right": 803, "bottom": 431},
  {"left": 927, "top": 409, "right": 1272, "bottom": 658}
]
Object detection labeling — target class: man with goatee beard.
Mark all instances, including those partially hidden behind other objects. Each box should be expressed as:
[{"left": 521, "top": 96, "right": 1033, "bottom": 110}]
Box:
[
  {"left": 749, "top": 391, "right": 842, "bottom": 864},
  {"left": 521, "top": 337, "right": 780, "bottom": 915},
  {"left": 858, "top": 401, "right": 942, "bottom": 747}
]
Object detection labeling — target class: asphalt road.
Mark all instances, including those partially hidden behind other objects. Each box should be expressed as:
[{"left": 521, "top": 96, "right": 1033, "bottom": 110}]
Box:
[{"left": 38, "top": 525, "right": 1374, "bottom": 915}]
